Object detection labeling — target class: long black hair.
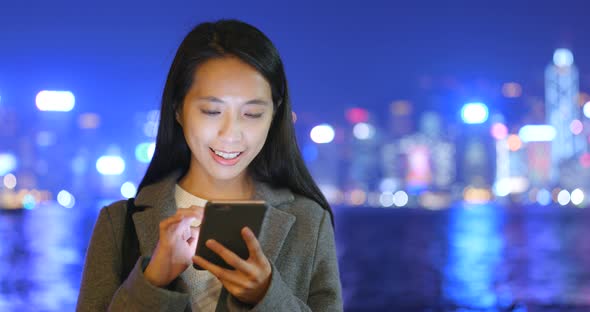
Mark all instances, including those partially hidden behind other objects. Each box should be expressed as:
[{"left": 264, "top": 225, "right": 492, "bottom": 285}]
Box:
[{"left": 137, "top": 20, "right": 334, "bottom": 226}]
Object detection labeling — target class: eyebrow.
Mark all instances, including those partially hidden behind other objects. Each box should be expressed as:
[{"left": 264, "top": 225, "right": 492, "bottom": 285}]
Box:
[{"left": 197, "top": 96, "right": 270, "bottom": 106}]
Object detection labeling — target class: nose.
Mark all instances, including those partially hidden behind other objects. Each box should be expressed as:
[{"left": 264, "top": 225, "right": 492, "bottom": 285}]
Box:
[{"left": 218, "top": 114, "right": 242, "bottom": 143}]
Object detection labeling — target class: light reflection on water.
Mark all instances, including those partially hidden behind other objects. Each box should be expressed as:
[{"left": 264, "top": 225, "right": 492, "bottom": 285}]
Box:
[
  {"left": 444, "top": 203, "right": 507, "bottom": 308},
  {"left": 336, "top": 204, "right": 590, "bottom": 311},
  {"left": 2, "top": 202, "right": 590, "bottom": 311},
  {"left": 0, "top": 203, "right": 98, "bottom": 311}
]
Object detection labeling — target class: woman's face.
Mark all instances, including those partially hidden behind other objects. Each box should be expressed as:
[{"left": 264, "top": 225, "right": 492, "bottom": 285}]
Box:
[{"left": 178, "top": 57, "right": 274, "bottom": 184}]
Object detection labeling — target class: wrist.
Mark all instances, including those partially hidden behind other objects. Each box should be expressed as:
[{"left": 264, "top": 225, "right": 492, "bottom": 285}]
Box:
[{"left": 144, "top": 257, "right": 170, "bottom": 287}]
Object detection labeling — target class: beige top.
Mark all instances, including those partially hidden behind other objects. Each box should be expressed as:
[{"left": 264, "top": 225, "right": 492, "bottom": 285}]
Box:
[{"left": 175, "top": 184, "right": 223, "bottom": 311}]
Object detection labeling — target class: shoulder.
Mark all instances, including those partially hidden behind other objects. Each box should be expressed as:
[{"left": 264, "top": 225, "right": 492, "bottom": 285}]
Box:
[
  {"left": 254, "top": 180, "right": 331, "bottom": 230},
  {"left": 95, "top": 199, "right": 129, "bottom": 240}
]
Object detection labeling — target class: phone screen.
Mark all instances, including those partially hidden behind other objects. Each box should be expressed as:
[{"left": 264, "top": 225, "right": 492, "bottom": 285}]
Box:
[{"left": 193, "top": 200, "right": 267, "bottom": 270}]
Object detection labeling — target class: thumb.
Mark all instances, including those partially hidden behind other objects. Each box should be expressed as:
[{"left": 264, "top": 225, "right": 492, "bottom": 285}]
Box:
[{"left": 189, "top": 227, "right": 200, "bottom": 252}]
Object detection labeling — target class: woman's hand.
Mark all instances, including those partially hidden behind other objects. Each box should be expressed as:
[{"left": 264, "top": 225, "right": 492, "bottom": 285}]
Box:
[
  {"left": 144, "top": 206, "right": 204, "bottom": 287},
  {"left": 193, "top": 227, "right": 272, "bottom": 305}
]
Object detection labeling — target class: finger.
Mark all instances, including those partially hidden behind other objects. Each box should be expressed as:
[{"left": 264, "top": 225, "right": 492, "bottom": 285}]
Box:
[
  {"left": 190, "top": 226, "right": 200, "bottom": 239},
  {"left": 188, "top": 227, "right": 200, "bottom": 250},
  {"left": 173, "top": 216, "right": 196, "bottom": 237},
  {"left": 242, "top": 227, "right": 265, "bottom": 261},
  {"left": 192, "top": 255, "right": 245, "bottom": 286},
  {"left": 176, "top": 209, "right": 204, "bottom": 228},
  {"left": 205, "top": 239, "right": 254, "bottom": 274},
  {"left": 175, "top": 207, "right": 203, "bottom": 219},
  {"left": 158, "top": 213, "right": 184, "bottom": 232}
]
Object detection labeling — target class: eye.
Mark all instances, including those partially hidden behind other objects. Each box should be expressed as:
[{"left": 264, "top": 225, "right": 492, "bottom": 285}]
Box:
[
  {"left": 245, "top": 113, "right": 263, "bottom": 119},
  {"left": 201, "top": 109, "right": 220, "bottom": 116}
]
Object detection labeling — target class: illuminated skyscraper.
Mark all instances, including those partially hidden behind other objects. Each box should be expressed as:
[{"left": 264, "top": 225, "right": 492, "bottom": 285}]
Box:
[{"left": 545, "top": 48, "right": 584, "bottom": 181}]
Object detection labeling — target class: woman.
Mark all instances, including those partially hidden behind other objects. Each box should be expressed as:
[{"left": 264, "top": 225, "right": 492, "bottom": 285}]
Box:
[{"left": 77, "top": 19, "right": 343, "bottom": 311}]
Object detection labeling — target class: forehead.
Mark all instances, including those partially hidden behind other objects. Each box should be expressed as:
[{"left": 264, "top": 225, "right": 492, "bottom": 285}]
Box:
[{"left": 190, "top": 57, "right": 272, "bottom": 98}]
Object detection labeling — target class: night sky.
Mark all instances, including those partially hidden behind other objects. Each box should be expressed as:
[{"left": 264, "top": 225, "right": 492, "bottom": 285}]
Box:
[{"left": 1, "top": 0, "right": 589, "bottom": 132}]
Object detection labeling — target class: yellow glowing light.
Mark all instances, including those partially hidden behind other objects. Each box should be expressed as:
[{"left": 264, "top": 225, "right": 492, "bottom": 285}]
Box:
[
  {"left": 552, "top": 188, "right": 562, "bottom": 203},
  {"left": 390, "top": 100, "right": 412, "bottom": 116},
  {"left": 79, "top": 113, "right": 101, "bottom": 129},
  {"left": 463, "top": 187, "right": 492, "bottom": 204},
  {"left": 348, "top": 189, "right": 367, "bottom": 206},
  {"left": 502, "top": 82, "right": 522, "bottom": 98},
  {"left": 507, "top": 135, "right": 522, "bottom": 151}
]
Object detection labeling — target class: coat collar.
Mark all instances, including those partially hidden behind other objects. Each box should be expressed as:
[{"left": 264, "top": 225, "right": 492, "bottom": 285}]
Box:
[{"left": 132, "top": 170, "right": 297, "bottom": 264}]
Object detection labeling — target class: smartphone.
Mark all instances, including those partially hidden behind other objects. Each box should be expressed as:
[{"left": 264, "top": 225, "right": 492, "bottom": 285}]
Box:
[{"left": 193, "top": 200, "right": 268, "bottom": 270}]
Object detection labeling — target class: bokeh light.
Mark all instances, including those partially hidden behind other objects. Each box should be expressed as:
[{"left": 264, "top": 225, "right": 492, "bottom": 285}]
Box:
[
  {"left": 393, "top": 190, "right": 409, "bottom": 207},
  {"left": 557, "top": 190, "right": 571, "bottom": 206},
  {"left": 507, "top": 135, "right": 522, "bottom": 151},
  {"left": 0, "top": 153, "right": 17, "bottom": 175},
  {"left": 490, "top": 123, "right": 508, "bottom": 140},
  {"left": 353, "top": 122, "right": 375, "bottom": 140},
  {"left": 502, "top": 82, "right": 522, "bottom": 98},
  {"left": 461, "top": 102, "right": 489, "bottom": 124},
  {"left": 3, "top": 173, "right": 17, "bottom": 189},
  {"left": 35, "top": 90, "right": 75, "bottom": 112},
  {"left": 379, "top": 192, "right": 395, "bottom": 207},
  {"left": 537, "top": 189, "right": 552, "bottom": 206},
  {"left": 57, "top": 190, "right": 76, "bottom": 208},
  {"left": 96, "top": 156, "right": 125, "bottom": 175},
  {"left": 78, "top": 113, "right": 101, "bottom": 129},
  {"left": 346, "top": 108, "right": 369, "bottom": 124},
  {"left": 120, "top": 182, "right": 137, "bottom": 199},
  {"left": 135, "top": 142, "right": 156, "bottom": 163},
  {"left": 570, "top": 120, "right": 583, "bottom": 135},
  {"left": 519, "top": 125, "right": 556, "bottom": 142},
  {"left": 571, "top": 188, "right": 584, "bottom": 206},
  {"left": 553, "top": 48, "right": 574, "bottom": 67},
  {"left": 310, "top": 124, "right": 335, "bottom": 144}
]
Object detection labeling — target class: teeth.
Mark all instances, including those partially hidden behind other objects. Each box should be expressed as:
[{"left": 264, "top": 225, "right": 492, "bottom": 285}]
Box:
[{"left": 213, "top": 150, "right": 240, "bottom": 159}]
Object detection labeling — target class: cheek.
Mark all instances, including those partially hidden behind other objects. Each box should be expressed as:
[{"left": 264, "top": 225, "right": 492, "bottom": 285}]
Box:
[{"left": 185, "top": 123, "right": 213, "bottom": 149}]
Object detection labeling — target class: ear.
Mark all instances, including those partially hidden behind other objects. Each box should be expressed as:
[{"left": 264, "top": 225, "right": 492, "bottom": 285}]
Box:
[{"left": 176, "top": 111, "right": 183, "bottom": 127}]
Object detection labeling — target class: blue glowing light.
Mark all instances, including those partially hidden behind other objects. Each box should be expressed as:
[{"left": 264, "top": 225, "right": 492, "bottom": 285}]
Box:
[
  {"left": 461, "top": 102, "right": 489, "bottom": 124},
  {"left": 553, "top": 48, "right": 574, "bottom": 67},
  {"left": 302, "top": 144, "right": 319, "bottom": 163},
  {"left": 23, "top": 194, "right": 36, "bottom": 210},
  {"left": 310, "top": 124, "right": 335, "bottom": 144},
  {"left": 35, "top": 90, "right": 75, "bottom": 112},
  {"left": 135, "top": 142, "right": 156, "bottom": 163},
  {"left": 518, "top": 125, "right": 556, "bottom": 142},
  {"left": 96, "top": 156, "right": 125, "bottom": 175},
  {"left": 583, "top": 102, "right": 590, "bottom": 119},
  {"left": 121, "top": 182, "right": 137, "bottom": 198},
  {"left": 537, "top": 189, "right": 551, "bottom": 206},
  {"left": 57, "top": 190, "right": 75, "bottom": 208},
  {"left": 0, "top": 153, "right": 17, "bottom": 175}
]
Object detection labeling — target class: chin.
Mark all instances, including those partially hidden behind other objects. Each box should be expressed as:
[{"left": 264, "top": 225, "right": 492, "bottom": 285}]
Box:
[{"left": 208, "top": 168, "right": 245, "bottom": 182}]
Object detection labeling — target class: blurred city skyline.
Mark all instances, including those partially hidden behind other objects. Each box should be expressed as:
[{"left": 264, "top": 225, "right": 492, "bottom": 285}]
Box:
[
  {"left": 1, "top": 1, "right": 589, "bottom": 119},
  {"left": 2, "top": 1, "right": 590, "bottom": 210}
]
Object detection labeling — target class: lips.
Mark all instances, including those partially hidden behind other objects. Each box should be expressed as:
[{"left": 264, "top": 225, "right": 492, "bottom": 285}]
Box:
[{"left": 209, "top": 147, "right": 244, "bottom": 166}]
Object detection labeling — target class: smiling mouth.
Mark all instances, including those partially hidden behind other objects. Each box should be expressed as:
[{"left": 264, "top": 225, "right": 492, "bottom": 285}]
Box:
[{"left": 210, "top": 148, "right": 243, "bottom": 160}]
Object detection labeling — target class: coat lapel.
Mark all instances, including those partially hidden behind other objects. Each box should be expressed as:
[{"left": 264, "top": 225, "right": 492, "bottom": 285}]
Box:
[
  {"left": 252, "top": 182, "right": 296, "bottom": 263},
  {"left": 132, "top": 174, "right": 178, "bottom": 257}
]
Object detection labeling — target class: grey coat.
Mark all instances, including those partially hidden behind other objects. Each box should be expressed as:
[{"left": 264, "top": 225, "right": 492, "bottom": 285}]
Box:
[{"left": 76, "top": 172, "right": 343, "bottom": 311}]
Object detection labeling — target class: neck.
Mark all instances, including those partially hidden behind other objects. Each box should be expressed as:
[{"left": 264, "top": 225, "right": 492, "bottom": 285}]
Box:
[{"left": 178, "top": 167, "right": 254, "bottom": 201}]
